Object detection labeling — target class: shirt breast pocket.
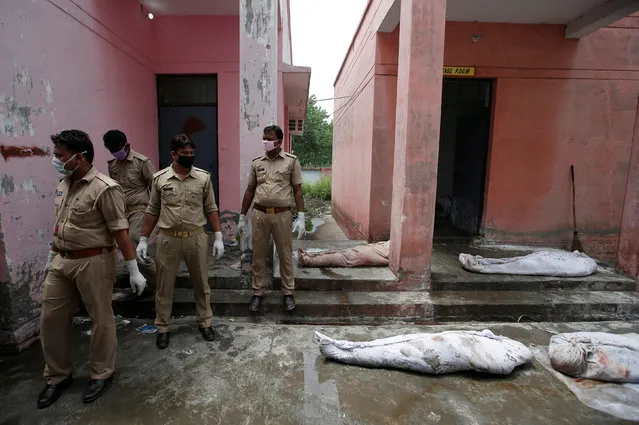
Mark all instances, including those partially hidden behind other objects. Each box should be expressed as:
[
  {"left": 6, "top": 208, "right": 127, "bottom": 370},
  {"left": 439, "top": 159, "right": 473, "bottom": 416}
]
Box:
[
  {"left": 161, "top": 186, "right": 179, "bottom": 205},
  {"left": 256, "top": 168, "right": 268, "bottom": 184},
  {"left": 71, "top": 199, "right": 95, "bottom": 216},
  {"left": 274, "top": 168, "right": 290, "bottom": 184},
  {"left": 187, "top": 187, "right": 203, "bottom": 205}
]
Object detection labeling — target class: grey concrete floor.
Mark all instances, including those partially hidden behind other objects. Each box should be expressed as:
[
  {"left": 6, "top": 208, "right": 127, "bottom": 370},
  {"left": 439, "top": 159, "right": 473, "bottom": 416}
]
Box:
[{"left": 1, "top": 320, "right": 638, "bottom": 425}]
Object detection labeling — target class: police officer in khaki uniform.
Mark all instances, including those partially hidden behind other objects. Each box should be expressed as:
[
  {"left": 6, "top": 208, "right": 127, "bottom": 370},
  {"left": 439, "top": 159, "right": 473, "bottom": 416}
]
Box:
[
  {"left": 238, "top": 125, "right": 306, "bottom": 312},
  {"left": 38, "top": 130, "right": 146, "bottom": 409},
  {"left": 103, "top": 130, "right": 157, "bottom": 290},
  {"left": 136, "top": 134, "right": 224, "bottom": 350}
]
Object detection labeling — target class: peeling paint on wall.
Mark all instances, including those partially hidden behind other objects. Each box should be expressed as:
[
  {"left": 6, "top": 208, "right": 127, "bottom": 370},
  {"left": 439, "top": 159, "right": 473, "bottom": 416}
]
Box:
[
  {"left": 0, "top": 66, "right": 54, "bottom": 137},
  {"left": 240, "top": 0, "right": 278, "bottom": 199},
  {"left": 20, "top": 178, "right": 37, "bottom": 193},
  {"left": 0, "top": 175, "right": 15, "bottom": 196}
]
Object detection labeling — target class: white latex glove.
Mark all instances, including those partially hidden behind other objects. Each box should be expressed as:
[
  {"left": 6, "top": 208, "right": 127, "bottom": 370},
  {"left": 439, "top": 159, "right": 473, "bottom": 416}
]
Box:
[
  {"left": 44, "top": 250, "right": 56, "bottom": 274},
  {"left": 126, "top": 259, "right": 147, "bottom": 295},
  {"left": 237, "top": 214, "right": 247, "bottom": 236},
  {"left": 136, "top": 236, "right": 149, "bottom": 263},
  {"left": 292, "top": 212, "right": 306, "bottom": 240},
  {"left": 213, "top": 232, "right": 224, "bottom": 259}
]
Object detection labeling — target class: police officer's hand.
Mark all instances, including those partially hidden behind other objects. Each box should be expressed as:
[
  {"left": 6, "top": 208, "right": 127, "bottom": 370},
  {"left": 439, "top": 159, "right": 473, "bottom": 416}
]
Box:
[
  {"left": 44, "top": 250, "right": 56, "bottom": 274},
  {"left": 237, "top": 214, "right": 247, "bottom": 236},
  {"left": 126, "top": 260, "right": 147, "bottom": 295},
  {"left": 293, "top": 212, "right": 306, "bottom": 240},
  {"left": 136, "top": 236, "right": 149, "bottom": 263},
  {"left": 213, "top": 232, "right": 225, "bottom": 259}
]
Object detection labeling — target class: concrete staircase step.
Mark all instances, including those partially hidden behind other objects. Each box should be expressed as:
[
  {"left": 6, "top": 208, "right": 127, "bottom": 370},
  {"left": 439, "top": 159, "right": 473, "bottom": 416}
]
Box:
[
  {"left": 108, "top": 288, "right": 639, "bottom": 324},
  {"left": 430, "top": 274, "right": 636, "bottom": 292}
]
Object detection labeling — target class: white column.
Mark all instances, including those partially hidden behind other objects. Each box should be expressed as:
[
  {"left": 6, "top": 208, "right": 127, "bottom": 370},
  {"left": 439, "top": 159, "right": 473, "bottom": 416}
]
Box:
[{"left": 239, "top": 0, "right": 279, "bottom": 196}]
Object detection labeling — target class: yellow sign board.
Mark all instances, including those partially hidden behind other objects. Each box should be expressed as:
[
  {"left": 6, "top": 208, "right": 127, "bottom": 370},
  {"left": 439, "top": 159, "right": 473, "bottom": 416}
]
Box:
[{"left": 443, "top": 66, "right": 475, "bottom": 77}]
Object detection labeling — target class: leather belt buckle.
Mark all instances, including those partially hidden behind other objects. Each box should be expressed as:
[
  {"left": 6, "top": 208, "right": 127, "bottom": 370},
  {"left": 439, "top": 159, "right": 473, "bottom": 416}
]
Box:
[{"left": 266, "top": 207, "right": 275, "bottom": 214}]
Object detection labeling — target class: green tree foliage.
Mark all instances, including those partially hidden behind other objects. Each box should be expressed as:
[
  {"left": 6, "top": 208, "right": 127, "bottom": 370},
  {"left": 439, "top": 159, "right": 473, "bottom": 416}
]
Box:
[{"left": 292, "top": 95, "right": 333, "bottom": 168}]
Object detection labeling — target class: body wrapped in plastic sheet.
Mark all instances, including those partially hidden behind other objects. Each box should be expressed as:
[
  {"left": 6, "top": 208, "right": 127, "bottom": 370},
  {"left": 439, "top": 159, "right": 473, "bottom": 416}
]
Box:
[
  {"left": 459, "top": 250, "right": 597, "bottom": 277},
  {"left": 549, "top": 332, "right": 639, "bottom": 383},
  {"left": 315, "top": 329, "right": 533, "bottom": 375}
]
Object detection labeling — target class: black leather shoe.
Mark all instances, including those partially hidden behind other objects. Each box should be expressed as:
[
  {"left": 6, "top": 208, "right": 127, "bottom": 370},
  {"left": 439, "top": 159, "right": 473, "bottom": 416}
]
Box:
[
  {"left": 283, "top": 295, "right": 296, "bottom": 311},
  {"left": 83, "top": 375, "right": 113, "bottom": 404},
  {"left": 249, "top": 295, "right": 263, "bottom": 312},
  {"left": 156, "top": 332, "right": 170, "bottom": 350},
  {"left": 37, "top": 375, "right": 73, "bottom": 409},
  {"left": 199, "top": 326, "right": 215, "bottom": 341}
]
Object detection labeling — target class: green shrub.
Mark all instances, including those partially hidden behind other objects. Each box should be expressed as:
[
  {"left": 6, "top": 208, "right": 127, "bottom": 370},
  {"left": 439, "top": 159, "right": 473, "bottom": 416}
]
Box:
[{"left": 302, "top": 176, "right": 332, "bottom": 201}]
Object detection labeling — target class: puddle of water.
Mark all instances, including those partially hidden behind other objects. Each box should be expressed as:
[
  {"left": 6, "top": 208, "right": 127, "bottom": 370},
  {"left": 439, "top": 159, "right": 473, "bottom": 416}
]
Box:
[{"left": 303, "top": 351, "right": 343, "bottom": 424}]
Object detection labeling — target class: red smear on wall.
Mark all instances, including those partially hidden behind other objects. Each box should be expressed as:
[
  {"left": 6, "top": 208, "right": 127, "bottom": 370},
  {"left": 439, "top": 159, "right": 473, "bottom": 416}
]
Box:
[{"left": 0, "top": 145, "right": 50, "bottom": 161}]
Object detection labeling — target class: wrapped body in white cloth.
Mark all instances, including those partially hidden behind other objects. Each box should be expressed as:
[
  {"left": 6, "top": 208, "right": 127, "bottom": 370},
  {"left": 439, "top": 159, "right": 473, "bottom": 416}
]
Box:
[
  {"left": 459, "top": 250, "right": 598, "bottom": 277},
  {"left": 298, "top": 241, "right": 390, "bottom": 267},
  {"left": 315, "top": 329, "right": 532, "bottom": 375},
  {"left": 549, "top": 332, "right": 639, "bottom": 382}
]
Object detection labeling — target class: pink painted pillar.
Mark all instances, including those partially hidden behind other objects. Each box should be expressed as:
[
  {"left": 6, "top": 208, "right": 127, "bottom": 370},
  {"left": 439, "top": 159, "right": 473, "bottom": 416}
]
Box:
[
  {"left": 389, "top": 0, "right": 446, "bottom": 284},
  {"left": 617, "top": 97, "right": 639, "bottom": 279}
]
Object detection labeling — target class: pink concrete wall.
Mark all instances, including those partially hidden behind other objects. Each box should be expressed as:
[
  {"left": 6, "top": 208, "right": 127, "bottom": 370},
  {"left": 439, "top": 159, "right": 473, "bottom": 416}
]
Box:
[
  {"left": 0, "top": 0, "right": 158, "bottom": 346},
  {"left": 443, "top": 19, "right": 639, "bottom": 261},
  {"left": 332, "top": 0, "right": 395, "bottom": 240},
  {"left": 152, "top": 16, "right": 241, "bottom": 212},
  {"left": 333, "top": 9, "right": 639, "bottom": 264}
]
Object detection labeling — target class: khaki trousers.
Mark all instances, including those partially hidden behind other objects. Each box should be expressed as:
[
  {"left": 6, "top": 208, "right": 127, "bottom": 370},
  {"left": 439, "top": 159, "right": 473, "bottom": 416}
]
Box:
[
  {"left": 154, "top": 231, "right": 211, "bottom": 333},
  {"left": 41, "top": 251, "right": 117, "bottom": 384},
  {"left": 251, "top": 209, "right": 295, "bottom": 296},
  {"left": 128, "top": 210, "right": 156, "bottom": 289}
]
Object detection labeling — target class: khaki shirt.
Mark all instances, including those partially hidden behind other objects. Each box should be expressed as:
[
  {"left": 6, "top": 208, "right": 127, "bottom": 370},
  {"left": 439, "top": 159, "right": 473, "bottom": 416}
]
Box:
[
  {"left": 53, "top": 167, "right": 128, "bottom": 250},
  {"left": 146, "top": 165, "right": 218, "bottom": 231},
  {"left": 107, "top": 149, "right": 155, "bottom": 213},
  {"left": 249, "top": 150, "right": 303, "bottom": 207}
]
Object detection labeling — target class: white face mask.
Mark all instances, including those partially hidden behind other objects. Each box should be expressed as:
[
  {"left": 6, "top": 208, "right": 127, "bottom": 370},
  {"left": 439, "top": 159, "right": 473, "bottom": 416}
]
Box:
[
  {"left": 262, "top": 140, "right": 277, "bottom": 152},
  {"left": 52, "top": 151, "right": 86, "bottom": 176}
]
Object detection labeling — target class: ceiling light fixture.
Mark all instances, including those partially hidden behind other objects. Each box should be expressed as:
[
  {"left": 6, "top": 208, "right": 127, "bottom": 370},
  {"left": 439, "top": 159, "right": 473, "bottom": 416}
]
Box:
[{"left": 140, "top": 4, "right": 154, "bottom": 20}]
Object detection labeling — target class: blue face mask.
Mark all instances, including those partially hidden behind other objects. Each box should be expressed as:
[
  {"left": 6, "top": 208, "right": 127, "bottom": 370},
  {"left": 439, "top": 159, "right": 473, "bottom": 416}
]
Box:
[{"left": 52, "top": 151, "right": 86, "bottom": 176}]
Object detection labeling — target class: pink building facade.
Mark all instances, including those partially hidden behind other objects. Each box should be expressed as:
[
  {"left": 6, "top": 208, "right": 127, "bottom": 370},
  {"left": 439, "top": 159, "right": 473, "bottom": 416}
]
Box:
[
  {"left": 0, "top": 0, "right": 310, "bottom": 351},
  {"left": 332, "top": 0, "right": 639, "bottom": 285}
]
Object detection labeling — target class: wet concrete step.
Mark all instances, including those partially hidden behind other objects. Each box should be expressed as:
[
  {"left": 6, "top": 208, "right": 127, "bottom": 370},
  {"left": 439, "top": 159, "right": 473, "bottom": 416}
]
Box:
[
  {"left": 116, "top": 268, "right": 635, "bottom": 293},
  {"left": 108, "top": 288, "right": 639, "bottom": 324}
]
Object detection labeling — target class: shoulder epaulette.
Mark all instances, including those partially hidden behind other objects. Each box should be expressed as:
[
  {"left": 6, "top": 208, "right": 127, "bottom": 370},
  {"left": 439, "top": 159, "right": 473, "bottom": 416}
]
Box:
[
  {"left": 132, "top": 151, "right": 149, "bottom": 162},
  {"left": 192, "top": 166, "right": 210, "bottom": 175},
  {"left": 94, "top": 173, "right": 118, "bottom": 188},
  {"left": 153, "top": 167, "right": 172, "bottom": 179}
]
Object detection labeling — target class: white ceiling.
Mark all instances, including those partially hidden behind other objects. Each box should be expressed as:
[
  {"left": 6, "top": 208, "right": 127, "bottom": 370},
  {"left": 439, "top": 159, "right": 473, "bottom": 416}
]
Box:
[
  {"left": 446, "top": 0, "right": 611, "bottom": 24},
  {"left": 139, "top": 0, "right": 239, "bottom": 16}
]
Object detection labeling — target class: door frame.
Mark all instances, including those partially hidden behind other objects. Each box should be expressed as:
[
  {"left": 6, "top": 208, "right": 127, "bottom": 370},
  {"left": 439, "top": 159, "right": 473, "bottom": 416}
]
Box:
[{"left": 438, "top": 76, "right": 495, "bottom": 236}]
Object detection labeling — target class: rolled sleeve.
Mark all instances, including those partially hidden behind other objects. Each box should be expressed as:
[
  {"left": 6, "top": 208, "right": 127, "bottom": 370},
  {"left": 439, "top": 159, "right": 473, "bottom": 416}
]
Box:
[
  {"left": 98, "top": 186, "right": 129, "bottom": 233},
  {"left": 291, "top": 159, "right": 303, "bottom": 186},
  {"left": 203, "top": 178, "right": 218, "bottom": 214},
  {"left": 146, "top": 179, "right": 161, "bottom": 216},
  {"left": 248, "top": 164, "right": 257, "bottom": 187}
]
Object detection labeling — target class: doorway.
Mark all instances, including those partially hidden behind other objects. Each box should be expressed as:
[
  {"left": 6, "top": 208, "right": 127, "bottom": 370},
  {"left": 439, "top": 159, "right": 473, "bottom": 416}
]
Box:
[
  {"left": 157, "top": 75, "right": 220, "bottom": 208},
  {"left": 435, "top": 78, "right": 493, "bottom": 241}
]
